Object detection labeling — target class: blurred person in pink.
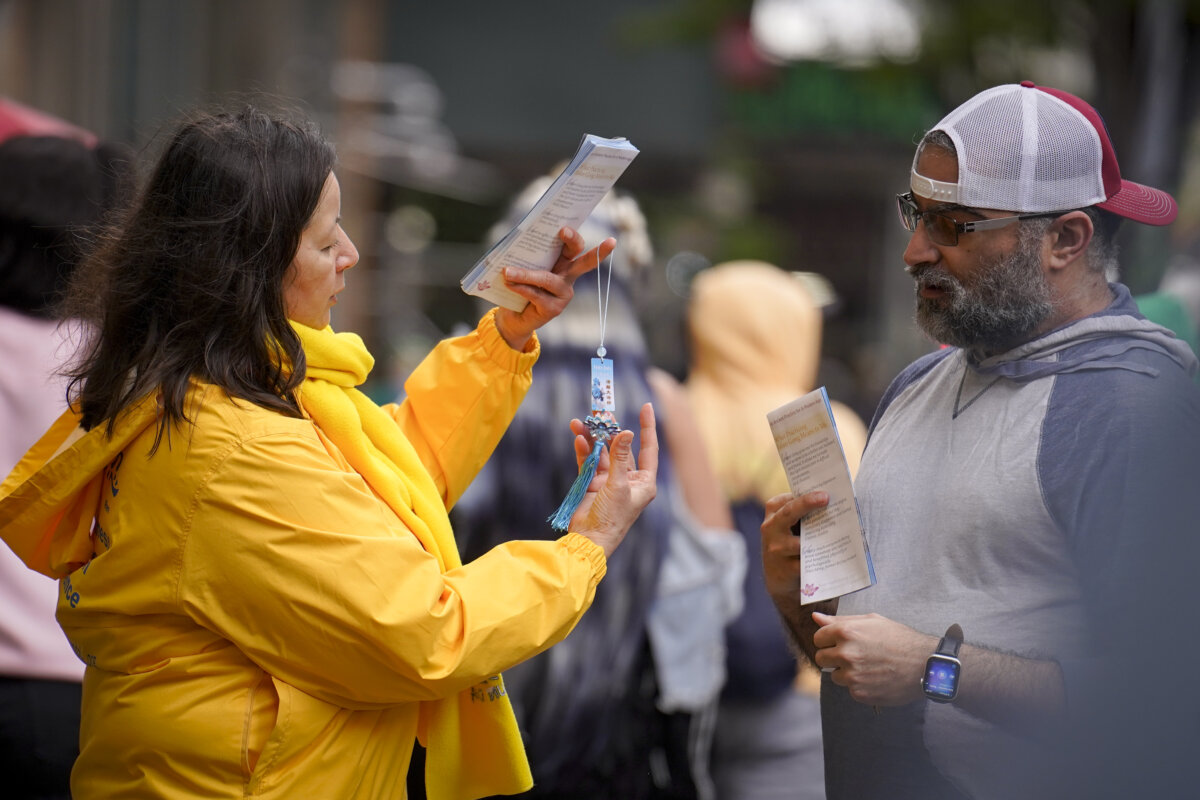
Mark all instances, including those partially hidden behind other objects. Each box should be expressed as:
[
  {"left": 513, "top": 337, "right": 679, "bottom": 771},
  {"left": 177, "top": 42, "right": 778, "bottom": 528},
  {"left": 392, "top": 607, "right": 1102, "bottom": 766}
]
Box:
[
  {"left": 685, "top": 260, "right": 866, "bottom": 800},
  {"left": 0, "top": 125, "right": 132, "bottom": 799}
]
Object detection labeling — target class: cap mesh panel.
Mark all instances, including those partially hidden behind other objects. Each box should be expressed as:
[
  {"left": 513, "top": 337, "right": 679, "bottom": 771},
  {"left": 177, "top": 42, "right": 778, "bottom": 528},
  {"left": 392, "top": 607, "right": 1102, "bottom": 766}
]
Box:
[{"left": 936, "top": 86, "right": 1106, "bottom": 213}]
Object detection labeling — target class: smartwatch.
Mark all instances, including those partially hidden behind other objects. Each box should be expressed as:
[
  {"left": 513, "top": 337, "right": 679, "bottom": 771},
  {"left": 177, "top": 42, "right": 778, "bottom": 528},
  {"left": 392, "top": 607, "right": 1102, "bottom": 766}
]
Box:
[{"left": 921, "top": 623, "right": 963, "bottom": 703}]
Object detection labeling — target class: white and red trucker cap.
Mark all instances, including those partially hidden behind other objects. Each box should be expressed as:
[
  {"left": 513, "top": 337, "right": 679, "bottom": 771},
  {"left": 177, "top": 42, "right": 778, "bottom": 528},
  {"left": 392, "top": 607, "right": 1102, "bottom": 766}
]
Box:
[{"left": 910, "top": 80, "right": 1178, "bottom": 226}]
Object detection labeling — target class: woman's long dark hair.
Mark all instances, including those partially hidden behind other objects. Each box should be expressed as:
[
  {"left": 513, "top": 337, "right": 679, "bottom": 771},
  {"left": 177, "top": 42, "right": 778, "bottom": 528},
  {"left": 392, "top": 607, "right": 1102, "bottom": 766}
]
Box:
[{"left": 65, "top": 104, "right": 336, "bottom": 448}]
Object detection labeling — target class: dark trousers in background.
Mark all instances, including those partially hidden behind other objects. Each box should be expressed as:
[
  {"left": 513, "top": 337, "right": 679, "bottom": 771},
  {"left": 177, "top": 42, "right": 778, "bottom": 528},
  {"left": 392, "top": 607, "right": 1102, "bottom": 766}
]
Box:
[{"left": 0, "top": 677, "right": 81, "bottom": 800}]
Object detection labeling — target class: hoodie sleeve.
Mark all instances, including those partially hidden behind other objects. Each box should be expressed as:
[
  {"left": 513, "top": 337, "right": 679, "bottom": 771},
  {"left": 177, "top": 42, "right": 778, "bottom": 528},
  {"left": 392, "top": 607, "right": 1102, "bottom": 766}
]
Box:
[
  {"left": 176, "top": 426, "right": 605, "bottom": 711},
  {"left": 1040, "top": 349, "right": 1200, "bottom": 708}
]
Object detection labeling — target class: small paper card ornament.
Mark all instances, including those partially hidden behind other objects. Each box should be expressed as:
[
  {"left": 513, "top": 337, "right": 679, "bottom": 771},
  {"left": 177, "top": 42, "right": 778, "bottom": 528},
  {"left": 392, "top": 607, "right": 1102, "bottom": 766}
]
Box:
[{"left": 547, "top": 247, "right": 620, "bottom": 531}]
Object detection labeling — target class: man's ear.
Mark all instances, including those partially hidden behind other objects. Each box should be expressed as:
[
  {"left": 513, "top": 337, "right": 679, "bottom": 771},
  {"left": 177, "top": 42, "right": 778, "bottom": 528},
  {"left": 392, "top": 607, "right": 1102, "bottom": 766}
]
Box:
[{"left": 1045, "top": 211, "right": 1093, "bottom": 272}]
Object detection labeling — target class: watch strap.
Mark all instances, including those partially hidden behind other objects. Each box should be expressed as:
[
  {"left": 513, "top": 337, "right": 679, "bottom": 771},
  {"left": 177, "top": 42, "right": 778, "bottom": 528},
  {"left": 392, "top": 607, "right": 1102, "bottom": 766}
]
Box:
[{"left": 935, "top": 623, "right": 963, "bottom": 659}]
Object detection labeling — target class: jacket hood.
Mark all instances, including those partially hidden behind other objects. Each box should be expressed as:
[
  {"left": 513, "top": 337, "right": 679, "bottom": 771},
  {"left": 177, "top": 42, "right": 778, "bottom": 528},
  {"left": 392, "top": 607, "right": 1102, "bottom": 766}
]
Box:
[
  {"left": 969, "top": 283, "right": 1199, "bottom": 382},
  {"left": 686, "top": 260, "right": 829, "bottom": 503},
  {"left": 0, "top": 394, "right": 158, "bottom": 578}
]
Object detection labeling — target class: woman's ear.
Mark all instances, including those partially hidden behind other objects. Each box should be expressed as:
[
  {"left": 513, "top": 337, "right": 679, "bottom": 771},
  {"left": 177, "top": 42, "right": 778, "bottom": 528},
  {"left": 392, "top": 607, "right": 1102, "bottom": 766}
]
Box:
[{"left": 1045, "top": 211, "right": 1093, "bottom": 273}]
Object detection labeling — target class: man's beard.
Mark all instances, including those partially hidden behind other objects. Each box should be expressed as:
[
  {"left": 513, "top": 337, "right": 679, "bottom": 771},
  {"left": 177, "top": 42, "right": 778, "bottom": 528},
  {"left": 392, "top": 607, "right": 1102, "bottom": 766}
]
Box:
[{"left": 909, "top": 230, "right": 1054, "bottom": 356}]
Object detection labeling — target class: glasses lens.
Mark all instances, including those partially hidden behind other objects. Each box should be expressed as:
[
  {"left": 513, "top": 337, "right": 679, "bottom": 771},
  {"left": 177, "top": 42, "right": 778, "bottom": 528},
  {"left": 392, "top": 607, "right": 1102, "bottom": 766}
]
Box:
[
  {"left": 925, "top": 213, "right": 959, "bottom": 246},
  {"left": 896, "top": 194, "right": 919, "bottom": 232},
  {"left": 897, "top": 193, "right": 961, "bottom": 246}
]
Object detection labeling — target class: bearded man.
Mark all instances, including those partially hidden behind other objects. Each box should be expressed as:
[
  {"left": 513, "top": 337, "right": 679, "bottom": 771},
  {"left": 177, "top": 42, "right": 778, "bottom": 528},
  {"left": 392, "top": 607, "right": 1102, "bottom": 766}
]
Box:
[{"left": 762, "top": 82, "right": 1200, "bottom": 799}]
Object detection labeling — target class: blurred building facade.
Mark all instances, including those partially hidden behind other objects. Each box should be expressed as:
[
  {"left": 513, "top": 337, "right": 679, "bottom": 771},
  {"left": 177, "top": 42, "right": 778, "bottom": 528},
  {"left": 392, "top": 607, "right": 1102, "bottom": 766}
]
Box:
[{"left": 3, "top": 0, "right": 1194, "bottom": 419}]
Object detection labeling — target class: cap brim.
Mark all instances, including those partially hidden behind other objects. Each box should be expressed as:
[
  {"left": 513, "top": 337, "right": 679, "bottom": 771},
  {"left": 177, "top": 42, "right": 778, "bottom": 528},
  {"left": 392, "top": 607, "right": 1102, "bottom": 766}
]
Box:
[{"left": 1097, "top": 180, "right": 1178, "bottom": 226}]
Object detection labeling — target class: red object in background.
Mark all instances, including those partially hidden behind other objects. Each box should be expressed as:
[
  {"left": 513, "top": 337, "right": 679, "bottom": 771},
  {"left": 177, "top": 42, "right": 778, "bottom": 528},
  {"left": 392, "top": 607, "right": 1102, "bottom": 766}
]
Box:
[
  {"left": 715, "top": 18, "right": 779, "bottom": 90},
  {"left": 0, "top": 97, "right": 96, "bottom": 146}
]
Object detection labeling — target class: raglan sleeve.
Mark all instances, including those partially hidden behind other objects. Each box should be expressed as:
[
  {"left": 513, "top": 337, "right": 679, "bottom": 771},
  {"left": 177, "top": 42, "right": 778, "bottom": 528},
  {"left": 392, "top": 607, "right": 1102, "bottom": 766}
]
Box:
[
  {"left": 381, "top": 308, "right": 540, "bottom": 509},
  {"left": 1043, "top": 365, "right": 1200, "bottom": 706},
  {"left": 175, "top": 426, "right": 606, "bottom": 711}
]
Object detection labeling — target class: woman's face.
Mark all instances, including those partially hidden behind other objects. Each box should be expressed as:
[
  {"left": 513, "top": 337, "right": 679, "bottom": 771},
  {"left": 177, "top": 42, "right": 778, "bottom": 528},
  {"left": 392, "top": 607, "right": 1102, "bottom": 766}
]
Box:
[{"left": 283, "top": 172, "right": 359, "bottom": 329}]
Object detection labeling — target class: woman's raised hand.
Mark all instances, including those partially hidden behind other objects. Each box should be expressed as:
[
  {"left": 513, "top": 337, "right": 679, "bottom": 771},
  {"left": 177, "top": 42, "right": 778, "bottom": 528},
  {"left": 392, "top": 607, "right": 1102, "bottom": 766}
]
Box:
[
  {"left": 493, "top": 226, "right": 617, "bottom": 351},
  {"left": 567, "top": 403, "right": 658, "bottom": 558}
]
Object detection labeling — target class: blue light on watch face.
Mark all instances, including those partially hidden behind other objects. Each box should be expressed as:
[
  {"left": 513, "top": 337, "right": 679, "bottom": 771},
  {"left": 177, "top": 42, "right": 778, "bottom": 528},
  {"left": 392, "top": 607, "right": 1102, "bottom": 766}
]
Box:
[{"left": 924, "top": 658, "right": 959, "bottom": 698}]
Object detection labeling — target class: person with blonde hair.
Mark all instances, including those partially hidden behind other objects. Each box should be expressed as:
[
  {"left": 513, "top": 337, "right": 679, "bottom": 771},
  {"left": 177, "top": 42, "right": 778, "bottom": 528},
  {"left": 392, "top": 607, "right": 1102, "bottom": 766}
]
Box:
[{"left": 686, "top": 260, "right": 866, "bottom": 800}]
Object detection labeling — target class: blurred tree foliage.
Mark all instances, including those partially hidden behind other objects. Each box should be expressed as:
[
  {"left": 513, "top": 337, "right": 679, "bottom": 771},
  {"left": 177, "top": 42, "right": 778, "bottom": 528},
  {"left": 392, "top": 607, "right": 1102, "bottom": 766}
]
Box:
[{"left": 619, "top": 0, "right": 1200, "bottom": 291}]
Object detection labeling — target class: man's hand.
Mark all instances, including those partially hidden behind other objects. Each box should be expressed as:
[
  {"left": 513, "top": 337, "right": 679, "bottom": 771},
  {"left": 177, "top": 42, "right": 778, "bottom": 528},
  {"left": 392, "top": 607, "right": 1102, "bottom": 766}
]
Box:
[
  {"left": 813, "top": 612, "right": 1068, "bottom": 727},
  {"left": 760, "top": 490, "right": 836, "bottom": 662},
  {"left": 812, "top": 612, "right": 934, "bottom": 707}
]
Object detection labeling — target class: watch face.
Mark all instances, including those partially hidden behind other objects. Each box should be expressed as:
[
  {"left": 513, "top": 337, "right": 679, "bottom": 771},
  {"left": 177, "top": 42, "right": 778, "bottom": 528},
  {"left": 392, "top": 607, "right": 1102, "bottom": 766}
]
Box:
[{"left": 923, "top": 655, "right": 960, "bottom": 700}]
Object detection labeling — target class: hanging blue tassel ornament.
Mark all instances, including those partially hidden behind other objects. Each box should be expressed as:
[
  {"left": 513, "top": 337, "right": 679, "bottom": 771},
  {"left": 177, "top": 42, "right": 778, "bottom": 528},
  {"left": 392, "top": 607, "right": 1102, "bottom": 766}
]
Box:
[
  {"left": 548, "top": 347, "right": 620, "bottom": 531},
  {"left": 548, "top": 439, "right": 603, "bottom": 531},
  {"left": 548, "top": 246, "right": 620, "bottom": 531},
  {"left": 547, "top": 414, "right": 619, "bottom": 531}
]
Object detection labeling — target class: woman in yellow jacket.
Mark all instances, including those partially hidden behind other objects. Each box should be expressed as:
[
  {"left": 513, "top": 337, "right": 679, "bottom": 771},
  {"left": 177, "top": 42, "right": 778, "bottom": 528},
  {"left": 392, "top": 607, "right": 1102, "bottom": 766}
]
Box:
[{"left": 0, "top": 105, "right": 658, "bottom": 800}]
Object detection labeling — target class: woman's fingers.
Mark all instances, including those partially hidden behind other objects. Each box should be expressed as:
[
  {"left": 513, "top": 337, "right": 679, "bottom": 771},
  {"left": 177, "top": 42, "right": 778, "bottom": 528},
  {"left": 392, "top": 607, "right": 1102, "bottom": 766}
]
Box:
[
  {"left": 557, "top": 236, "right": 616, "bottom": 285},
  {"left": 604, "top": 430, "right": 634, "bottom": 490},
  {"left": 493, "top": 228, "right": 617, "bottom": 351},
  {"left": 555, "top": 225, "right": 587, "bottom": 262},
  {"left": 573, "top": 433, "right": 591, "bottom": 470},
  {"left": 552, "top": 226, "right": 615, "bottom": 281},
  {"left": 633, "top": 403, "right": 658, "bottom": 478}
]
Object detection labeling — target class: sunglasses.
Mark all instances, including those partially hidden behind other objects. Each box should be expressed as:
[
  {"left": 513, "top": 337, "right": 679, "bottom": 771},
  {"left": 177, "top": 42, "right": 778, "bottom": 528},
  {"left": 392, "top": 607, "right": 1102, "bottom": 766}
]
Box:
[{"left": 896, "top": 192, "right": 1067, "bottom": 246}]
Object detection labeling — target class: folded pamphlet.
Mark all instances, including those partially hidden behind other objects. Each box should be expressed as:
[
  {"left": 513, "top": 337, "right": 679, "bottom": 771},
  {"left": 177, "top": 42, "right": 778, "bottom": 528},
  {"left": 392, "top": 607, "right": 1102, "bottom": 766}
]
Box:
[
  {"left": 461, "top": 134, "right": 639, "bottom": 311},
  {"left": 767, "top": 387, "right": 875, "bottom": 604}
]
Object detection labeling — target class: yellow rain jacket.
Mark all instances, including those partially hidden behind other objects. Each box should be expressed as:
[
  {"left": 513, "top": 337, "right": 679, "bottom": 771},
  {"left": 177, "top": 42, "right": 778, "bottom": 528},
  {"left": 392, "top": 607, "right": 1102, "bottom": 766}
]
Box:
[{"left": 0, "top": 310, "right": 607, "bottom": 799}]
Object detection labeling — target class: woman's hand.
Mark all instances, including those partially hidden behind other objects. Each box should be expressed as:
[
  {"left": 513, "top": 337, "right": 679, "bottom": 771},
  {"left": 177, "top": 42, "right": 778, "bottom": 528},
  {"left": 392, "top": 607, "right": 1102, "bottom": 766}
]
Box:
[
  {"left": 493, "top": 226, "right": 617, "bottom": 351},
  {"left": 568, "top": 403, "right": 658, "bottom": 558}
]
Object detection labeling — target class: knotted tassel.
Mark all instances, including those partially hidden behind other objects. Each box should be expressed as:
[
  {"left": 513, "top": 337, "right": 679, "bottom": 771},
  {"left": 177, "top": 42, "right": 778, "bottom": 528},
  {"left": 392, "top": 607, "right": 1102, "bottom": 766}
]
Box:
[{"left": 548, "top": 439, "right": 604, "bottom": 531}]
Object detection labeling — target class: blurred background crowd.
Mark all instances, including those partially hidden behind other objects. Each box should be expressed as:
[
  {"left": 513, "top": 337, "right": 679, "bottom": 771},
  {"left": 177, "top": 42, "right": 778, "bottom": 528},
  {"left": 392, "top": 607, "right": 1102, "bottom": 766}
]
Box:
[
  {"left": 5, "top": 0, "right": 1197, "bottom": 418},
  {"left": 2, "top": 3, "right": 1199, "bottom": 798}
]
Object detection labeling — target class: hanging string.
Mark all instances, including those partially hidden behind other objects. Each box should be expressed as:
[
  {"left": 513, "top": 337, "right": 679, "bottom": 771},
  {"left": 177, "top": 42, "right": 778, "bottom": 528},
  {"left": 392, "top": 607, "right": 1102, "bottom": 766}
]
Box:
[
  {"left": 548, "top": 244, "right": 620, "bottom": 531},
  {"left": 596, "top": 243, "right": 612, "bottom": 359}
]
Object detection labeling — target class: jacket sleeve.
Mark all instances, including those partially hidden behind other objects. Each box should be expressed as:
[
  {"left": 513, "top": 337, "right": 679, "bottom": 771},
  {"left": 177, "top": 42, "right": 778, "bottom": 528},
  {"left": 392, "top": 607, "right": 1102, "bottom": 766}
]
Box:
[
  {"left": 385, "top": 308, "right": 540, "bottom": 509},
  {"left": 176, "top": 427, "right": 605, "bottom": 711}
]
